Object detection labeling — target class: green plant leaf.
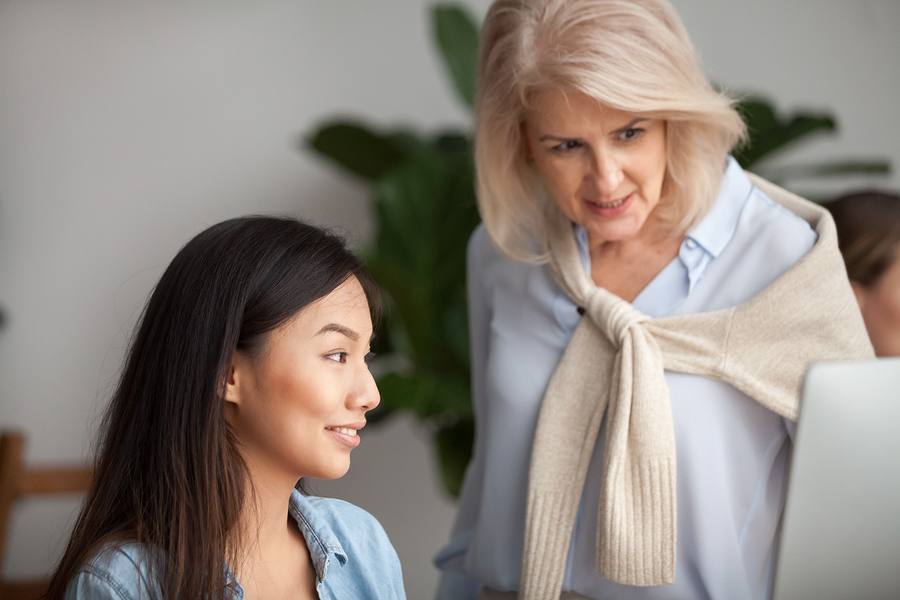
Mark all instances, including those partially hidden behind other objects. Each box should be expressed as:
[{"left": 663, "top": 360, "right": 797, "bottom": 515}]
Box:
[
  {"left": 306, "top": 121, "right": 412, "bottom": 181},
  {"left": 367, "top": 144, "right": 479, "bottom": 380},
  {"left": 734, "top": 97, "right": 837, "bottom": 168},
  {"left": 377, "top": 371, "right": 471, "bottom": 420},
  {"left": 435, "top": 417, "right": 474, "bottom": 497},
  {"left": 735, "top": 96, "right": 778, "bottom": 137},
  {"left": 432, "top": 4, "right": 480, "bottom": 109}
]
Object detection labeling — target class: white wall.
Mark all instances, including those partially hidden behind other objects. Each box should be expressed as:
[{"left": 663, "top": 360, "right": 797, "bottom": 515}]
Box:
[{"left": 0, "top": 1, "right": 897, "bottom": 598}]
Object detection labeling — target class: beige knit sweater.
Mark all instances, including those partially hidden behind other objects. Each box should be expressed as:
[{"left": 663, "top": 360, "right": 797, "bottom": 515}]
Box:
[{"left": 519, "top": 174, "right": 874, "bottom": 599}]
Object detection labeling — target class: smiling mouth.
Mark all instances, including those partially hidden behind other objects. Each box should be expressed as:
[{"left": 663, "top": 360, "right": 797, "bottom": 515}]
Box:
[
  {"left": 325, "top": 426, "right": 359, "bottom": 437},
  {"left": 587, "top": 193, "right": 631, "bottom": 209},
  {"left": 325, "top": 425, "right": 363, "bottom": 449}
]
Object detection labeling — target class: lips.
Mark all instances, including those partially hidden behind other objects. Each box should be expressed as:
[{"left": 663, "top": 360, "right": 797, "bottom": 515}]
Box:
[
  {"left": 326, "top": 426, "right": 358, "bottom": 437},
  {"left": 324, "top": 421, "right": 366, "bottom": 435},
  {"left": 325, "top": 421, "right": 366, "bottom": 449},
  {"left": 584, "top": 192, "right": 633, "bottom": 217},
  {"left": 592, "top": 197, "right": 626, "bottom": 209}
]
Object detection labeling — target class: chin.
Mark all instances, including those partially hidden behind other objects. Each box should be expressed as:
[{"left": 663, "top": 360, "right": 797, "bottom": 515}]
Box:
[
  {"left": 308, "top": 458, "right": 352, "bottom": 480},
  {"left": 573, "top": 208, "right": 646, "bottom": 243},
  {"left": 585, "top": 220, "right": 644, "bottom": 244}
]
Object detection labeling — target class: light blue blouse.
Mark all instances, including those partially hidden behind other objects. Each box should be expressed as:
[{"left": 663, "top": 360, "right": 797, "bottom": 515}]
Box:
[
  {"left": 66, "top": 490, "right": 406, "bottom": 600},
  {"left": 435, "top": 157, "right": 817, "bottom": 600}
]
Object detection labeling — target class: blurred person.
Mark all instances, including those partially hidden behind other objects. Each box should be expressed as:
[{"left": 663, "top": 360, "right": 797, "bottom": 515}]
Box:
[
  {"left": 829, "top": 190, "right": 900, "bottom": 356},
  {"left": 434, "top": 1, "right": 873, "bottom": 599},
  {"left": 46, "top": 217, "right": 406, "bottom": 599}
]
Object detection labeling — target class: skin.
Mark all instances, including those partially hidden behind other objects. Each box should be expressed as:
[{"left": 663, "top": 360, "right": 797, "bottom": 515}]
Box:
[
  {"left": 224, "top": 276, "right": 380, "bottom": 599},
  {"left": 524, "top": 89, "right": 682, "bottom": 301},
  {"left": 853, "top": 251, "right": 900, "bottom": 357}
]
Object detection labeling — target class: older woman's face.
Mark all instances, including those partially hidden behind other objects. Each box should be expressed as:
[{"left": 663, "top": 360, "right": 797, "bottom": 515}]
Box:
[{"left": 525, "top": 89, "right": 667, "bottom": 245}]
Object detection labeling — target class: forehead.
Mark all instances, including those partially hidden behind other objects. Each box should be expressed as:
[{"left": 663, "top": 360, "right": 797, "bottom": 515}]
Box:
[
  {"left": 526, "top": 88, "right": 635, "bottom": 131},
  {"left": 283, "top": 276, "right": 373, "bottom": 338}
]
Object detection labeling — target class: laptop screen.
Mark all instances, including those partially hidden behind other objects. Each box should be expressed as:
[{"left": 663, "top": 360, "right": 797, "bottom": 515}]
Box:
[{"left": 772, "top": 358, "right": 900, "bottom": 600}]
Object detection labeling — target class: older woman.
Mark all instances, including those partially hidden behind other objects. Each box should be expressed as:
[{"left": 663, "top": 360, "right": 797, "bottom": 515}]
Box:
[{"left": 434, "top": 1, "right": 872, "bottom": 599}]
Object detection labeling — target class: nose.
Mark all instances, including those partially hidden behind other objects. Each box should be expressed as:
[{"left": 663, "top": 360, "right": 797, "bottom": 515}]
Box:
[
  {"left": 351, "top": 364, "right": 381, "bottom": 413},
  {"left": 587, "top": 148, "right": 624, "bottom": 197}
]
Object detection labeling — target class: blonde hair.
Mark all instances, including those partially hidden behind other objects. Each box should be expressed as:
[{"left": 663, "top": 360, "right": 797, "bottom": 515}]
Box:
[{"left": 475, "top": 0, "right": 747, "bottom": 261}]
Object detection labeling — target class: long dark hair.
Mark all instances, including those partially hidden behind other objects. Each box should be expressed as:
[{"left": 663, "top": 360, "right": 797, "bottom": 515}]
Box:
[{"left": 46, "top": 216, "right": 380, "bottom": 599}]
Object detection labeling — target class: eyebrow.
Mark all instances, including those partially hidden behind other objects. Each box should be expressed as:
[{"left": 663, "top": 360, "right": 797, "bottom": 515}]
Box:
[
  {"left": 538, "top": 118, "right": 649, "bottom": 142},
  {"left": 315, "top": 323, "right": 360, "bottom": 341}
]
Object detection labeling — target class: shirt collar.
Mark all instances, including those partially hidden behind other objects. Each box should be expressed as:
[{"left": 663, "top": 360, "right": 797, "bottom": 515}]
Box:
[
  {"left": 685, "top": 155, "right": 751, "bottom": 258},
  {"left": 224, "top": 490, "right": 348, "bottom": 597},
  {"left": 288, "top": 488, "right": 348, "bottom": 582}
]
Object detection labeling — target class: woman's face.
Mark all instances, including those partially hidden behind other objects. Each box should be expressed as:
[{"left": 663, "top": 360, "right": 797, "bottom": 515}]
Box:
[
  {"left": 854, "top": 251, "right": 900, "bottom": 357},
  {"left": 524, "top": 89, "right": 668, "bottom": 245},
  {"left": 226, "top": 276, "right": 380, "bottom": 481}
]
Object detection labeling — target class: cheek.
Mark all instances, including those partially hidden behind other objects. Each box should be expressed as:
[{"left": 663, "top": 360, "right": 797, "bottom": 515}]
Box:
[
  {"left": 627, "top": 128, "right": 666, "bottom": 196},
  {"left": 264, "top": 362, "right": 334, "bottom": 427},
  {"left": 641, "top": 139, "right": 667, "bottom": 193},
  {"left": 875, "top": 286, "right": 900, "bottom": 327},
  {"left": 239, "top": 361, "right": 334, "bottom": 461},
  {"left": 535, "top": 159, "right": 583, "bottom": 207}
]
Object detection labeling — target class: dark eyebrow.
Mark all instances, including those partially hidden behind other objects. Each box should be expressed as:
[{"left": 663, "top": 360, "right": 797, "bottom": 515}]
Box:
[{"left": 315, "top": 323, "right": 360, "bottom": 341}]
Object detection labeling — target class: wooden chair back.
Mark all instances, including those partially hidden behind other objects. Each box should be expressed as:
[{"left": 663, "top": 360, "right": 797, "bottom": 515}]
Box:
[{"left": 0, "top": 430, "right": 92, "bottom": 600}]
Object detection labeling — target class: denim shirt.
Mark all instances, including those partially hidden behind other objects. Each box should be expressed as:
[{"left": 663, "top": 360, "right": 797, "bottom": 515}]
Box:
[{"left": 65, "top": 490, "right": 406, "bottom": 599}]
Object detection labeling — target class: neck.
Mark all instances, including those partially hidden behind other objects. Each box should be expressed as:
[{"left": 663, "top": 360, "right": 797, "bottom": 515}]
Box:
[
  {"left": 586, "top": 213, "right": 684, "bottom": 302},
  {"left": 587, "top": 211, "right": 680, "bottom": 259},
  {"left": 231, "top": 453, "right": 306, "bottom": 581}
]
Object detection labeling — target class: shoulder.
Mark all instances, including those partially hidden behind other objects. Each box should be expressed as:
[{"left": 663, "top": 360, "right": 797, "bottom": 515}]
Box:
[
  {"left": 466, "top": 224, "right": 506, "bottom": 304},
  {"left": 741, "top": 182, "right": 817, "bottom": 256},
  {"left": 467, "top": 224, "right": 502, "bottom": 272},
  {"left": 299, "top": 495, "right": 405, "bottom": 597},
  {"left": 685, "top": 171, "right": 819, "bottom": 310},
  {"left": 66, "top": 542, "right": 160, "bottom": 600},
  {"left": 468, "top": 222, "right": 497, "bottom": 254},
  {"left": 720, "top": 178, "right": 817, "bottom": 289},
  {"left": 303, "top": 496, "right": 396, "bottom": 552},
  {"left": 467, "top": 222, "right": 546, "bottom": 296},
  {"left": 304, "top": 496, "right": 383, "bottom": 529}
]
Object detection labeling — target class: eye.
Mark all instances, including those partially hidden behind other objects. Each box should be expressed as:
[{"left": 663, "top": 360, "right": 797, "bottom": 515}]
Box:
[
  {"left": 617, "top": 128, "right": 644, "bottom": 142},
  {"left": 551, "top": 139, "right": 582, "bottom": 153},
  {"left": 325, "top": 351, "right": 348, "bottom": 364}
]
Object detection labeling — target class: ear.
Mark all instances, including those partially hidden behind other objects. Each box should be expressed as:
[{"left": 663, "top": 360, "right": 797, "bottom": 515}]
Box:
[{"left": 223, "top": 351, "right": 252, "bottom": 408}]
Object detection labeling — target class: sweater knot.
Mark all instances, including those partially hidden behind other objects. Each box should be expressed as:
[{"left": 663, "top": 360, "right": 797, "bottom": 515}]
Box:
[{"left": 585, "top": 288, "right": 646, "bottom": 345}]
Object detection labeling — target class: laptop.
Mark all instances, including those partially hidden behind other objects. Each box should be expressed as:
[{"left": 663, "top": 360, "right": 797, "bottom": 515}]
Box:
[{"left": 772, "top": 358, "right": 900, "bottom": 600}]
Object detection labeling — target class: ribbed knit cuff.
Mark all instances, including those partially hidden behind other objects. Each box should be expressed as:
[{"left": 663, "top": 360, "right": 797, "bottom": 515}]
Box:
[
  {"left": 598, "top": 457, "right": 676, "bottom": 586},
  {"left": 521, "top": 489, "right": 579, "bottom": 600}
]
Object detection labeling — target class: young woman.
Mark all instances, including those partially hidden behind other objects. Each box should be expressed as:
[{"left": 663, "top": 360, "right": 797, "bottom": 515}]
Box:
[{"left": 46, "top": 216, "right": 406, "bottom": 599}]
